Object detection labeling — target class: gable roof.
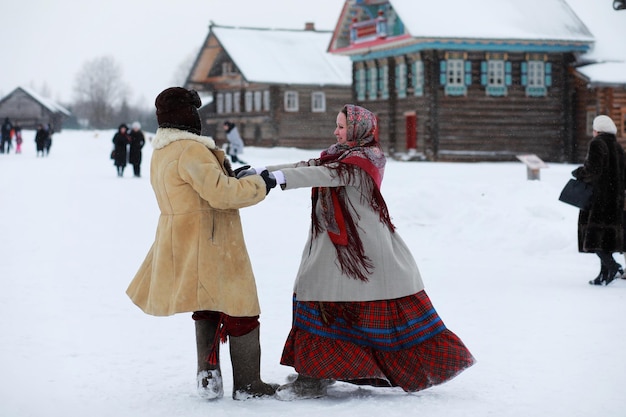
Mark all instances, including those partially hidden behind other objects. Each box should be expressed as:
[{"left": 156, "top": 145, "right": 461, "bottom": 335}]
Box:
[
  {"left": 1, "top": 86, "right": 72, "bottom": 116},
  {"left": 211, "top": 25, "right": 352, "bottom": 86},
  {"left": 329, "top": 0, "right": 594, "bottom": 56}
]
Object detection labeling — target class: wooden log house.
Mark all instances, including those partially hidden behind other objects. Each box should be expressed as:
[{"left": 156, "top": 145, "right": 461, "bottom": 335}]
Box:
[
  {"left": 185, "top": 23, "right": 353, "bottom": 149},
  {"left": 0, "top": 86, "right": 71, "bottom": 132},
  {"left": 327, "top": 0, "right": 596, "bottom": 162}
]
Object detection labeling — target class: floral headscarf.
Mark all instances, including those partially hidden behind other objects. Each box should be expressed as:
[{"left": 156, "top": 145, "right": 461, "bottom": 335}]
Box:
[
  {"left": 312, "top": 105, "right": 394, "bottom": 282},
  {"left": 346, "top": 104, "right": 378, "bottom": 146}
]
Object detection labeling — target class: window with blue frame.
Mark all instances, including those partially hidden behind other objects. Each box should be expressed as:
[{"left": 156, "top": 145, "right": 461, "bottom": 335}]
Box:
[
  {"left": 378, "top": 63, "right": 389, "bottom": 100},
  {"left": 521, "top": 56, "right": 551, "bottom": 97},
  {"left": 368, "top": 65, "right": 378, "bottom": 100},
  {"left": 480, "top": 57, "right": 512, "bottom": 96},
  {"left": 356, "top": 67, "right": 366, "bottom": 101},
  {"left": 396, "top": 60, "right": 407, "bottom": 99},
  {"left": 440, "top": 56, "right": 471, "bottom": 96},
  {"left": 412, "top": 59, "right": 424, "bottom": 97}
]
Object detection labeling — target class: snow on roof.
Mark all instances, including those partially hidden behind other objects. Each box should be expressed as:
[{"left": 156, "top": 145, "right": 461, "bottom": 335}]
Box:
[
  {"left": 566, "top": 0, "right": 626, "bottom": 85},
  {"left": 212, "top": 25, "right": 352, "bottom": 86},
  {"left": 18, "top": 86, "right": 71, "bottom": 116},
  {"left": 565, "top": 0, "right": 626, "bottom": 73},
  {"left": 390, "top": 0, "right": 594, "bottom": 42},
  {"left": 576, "top": 61, "right": 626, "bottom": 86}
]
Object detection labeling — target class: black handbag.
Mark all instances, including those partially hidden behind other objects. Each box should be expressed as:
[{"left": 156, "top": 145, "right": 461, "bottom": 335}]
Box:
[{"left": 559, "top": 179, "right": 593, "bottom": 209}]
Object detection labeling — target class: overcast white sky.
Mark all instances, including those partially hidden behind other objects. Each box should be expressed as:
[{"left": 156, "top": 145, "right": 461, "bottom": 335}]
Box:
[
  {"left": 0, "top": 0, "right": 343, "bottom": 107},
  {"left": 1, "top": 0, "right": 623, "bottom": 109}
]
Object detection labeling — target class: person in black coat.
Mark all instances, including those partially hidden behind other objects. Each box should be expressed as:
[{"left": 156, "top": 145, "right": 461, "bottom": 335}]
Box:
[
  {"left": 112, "top": 124, "right": 130, "bottom": 177},
  {"left": 35, "top": 124, "right": 47, "bottom": 157},
  {"left": 1, "top": 117, "right": 13, "bottom": 154},
  {"left": 573, "top": 115, "right": 626, "bottom": 285},
  {"left": 128, "top": 121, "right": 146, "bottom": 177}
]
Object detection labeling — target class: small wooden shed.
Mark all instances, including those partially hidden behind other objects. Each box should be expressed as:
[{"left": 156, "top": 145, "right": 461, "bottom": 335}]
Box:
[{"left": 0, "top": 86, "right": 71, "bottom": 132}]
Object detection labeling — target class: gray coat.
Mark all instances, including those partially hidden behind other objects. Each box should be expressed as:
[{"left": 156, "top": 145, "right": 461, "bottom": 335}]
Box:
[
  {"left": 226, "top": 127, "right": 244, "bottom": 156},
  {"left": 267, "top": 160, "right": 424, "bottom": 302}
]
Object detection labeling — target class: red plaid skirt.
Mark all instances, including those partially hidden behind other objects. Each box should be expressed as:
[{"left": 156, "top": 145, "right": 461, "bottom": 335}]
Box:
[{"left": 280, "top": 291, "right": 475, "bottom": 392}]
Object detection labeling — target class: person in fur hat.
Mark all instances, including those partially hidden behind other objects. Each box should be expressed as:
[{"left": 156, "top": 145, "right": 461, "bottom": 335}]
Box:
[
  {"left": 573, "top": 114, "right": 626, "bottom": 285},
  {"left": 238, "top": 104, "right": 475, "bottom": 400},
  {"left": 126, "top": 87, "right": 278, "bottom": 400},
  {"left": 112, "top": 123, "right": 130, "bottom": 177}
]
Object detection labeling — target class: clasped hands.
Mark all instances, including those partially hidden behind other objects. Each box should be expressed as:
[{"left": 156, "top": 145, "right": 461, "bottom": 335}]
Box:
[{"left": 234, "top": 165, "right": 277, "bottom": 195}]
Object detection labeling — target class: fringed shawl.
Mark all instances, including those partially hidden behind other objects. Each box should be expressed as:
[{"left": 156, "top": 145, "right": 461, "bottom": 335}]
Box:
[{"left": 311, "top": 105, "right": 395, "bottom": 282}]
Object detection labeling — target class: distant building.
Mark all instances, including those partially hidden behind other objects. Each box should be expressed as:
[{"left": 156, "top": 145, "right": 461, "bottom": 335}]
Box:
[
  {"left": 185, "top": 23, "right": 353, "bottom": 148},
  {"left": 0, "top": 86, "right": 71, "bottom": 132},
  {"left": 328, "top": 0, "right": 595, "bottom": 162}
]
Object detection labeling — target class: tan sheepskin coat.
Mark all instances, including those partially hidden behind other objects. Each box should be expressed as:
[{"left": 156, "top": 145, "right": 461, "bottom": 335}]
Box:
[{"left": 126, "top": 128, "right": 267, "bottom": 317}]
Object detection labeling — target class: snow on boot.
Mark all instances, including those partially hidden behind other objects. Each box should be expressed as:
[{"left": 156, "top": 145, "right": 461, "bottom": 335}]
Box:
[
  {"left": 195, "top": 319, "right": 223, "bottom": 400},
  {"left": 275, "top": 374, "right": 333, "bottom": 401},
  {"left": 229, "top": 326, "right": 277, "bottom": 400},
  {"left": 197, "top": 369, "right": 223, "bottom": 400}
]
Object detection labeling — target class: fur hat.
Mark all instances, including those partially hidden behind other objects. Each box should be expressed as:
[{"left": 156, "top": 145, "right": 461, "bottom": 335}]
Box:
[
  {"left": 593, "top": 115, "right": 617, "bottom": 135},
  {"left": 155, "top": 87, "right": 202, "bottom": 135}
]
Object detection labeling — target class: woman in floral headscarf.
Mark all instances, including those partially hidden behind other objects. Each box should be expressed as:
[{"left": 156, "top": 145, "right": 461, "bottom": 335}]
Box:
[{"left": 239, "top": 104, "right": 475, "bottom": 399}]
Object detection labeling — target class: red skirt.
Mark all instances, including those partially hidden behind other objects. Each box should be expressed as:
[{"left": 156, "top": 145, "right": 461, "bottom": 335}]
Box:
[{"left": 280, "top": 291, "right": 475, "bottom": 392}]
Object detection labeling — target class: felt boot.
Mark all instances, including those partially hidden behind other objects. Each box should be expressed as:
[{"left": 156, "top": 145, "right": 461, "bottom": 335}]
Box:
[
  {"left": 195, "top": 319, "right": 223, "bottom": 400},
  {"left": 275, "top": 374, "right": 333, "bottom": 401},
  {"left": 229, "top": 326, "right": 277, "bottom": 400}
]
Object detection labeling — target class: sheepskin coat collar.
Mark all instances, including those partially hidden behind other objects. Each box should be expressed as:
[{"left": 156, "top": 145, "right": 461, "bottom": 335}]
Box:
[{"left": 151, "top": 127, "right": 217, "bottom": 150}]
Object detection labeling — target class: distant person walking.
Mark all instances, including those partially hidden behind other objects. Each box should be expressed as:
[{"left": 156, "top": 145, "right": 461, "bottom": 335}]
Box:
[
  {"left": 112, "top": 123, "right": 130, "bottom": 177},
  {"left": 14, "top": 123, "right": 22, "bottom": 154},
  {"left": 573, "top": 115, "right": 626, "bottom": 286},
  {"left": 1, "top": 117, "right": 13, "bottom": 154},
  {"left": 35, "top": 124, "right": 47, "bottom": 157},
  {"left": 128, "top": 122, "right": 146, "bottom": 177},
  {"left": 44, "top": 123, "right": 53, "bottom": 155},
  {"left": 223, "top": 121, "right": 246, "bottom": 164}
]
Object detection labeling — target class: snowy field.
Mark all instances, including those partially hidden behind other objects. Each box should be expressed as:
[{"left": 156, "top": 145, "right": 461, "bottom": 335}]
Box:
[{"left": 1, "top": 129, "right": 625, "bottom": 417}]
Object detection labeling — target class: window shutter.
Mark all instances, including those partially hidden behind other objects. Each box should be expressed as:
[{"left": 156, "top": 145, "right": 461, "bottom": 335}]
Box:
[
  {"left": 545, "top": 62, "right": 552, "bottom": 87},
  {"left": 395, "top": 65, "right": 400, "bottom": 91},
  {"left": 440, "top": 60, "right": 447, "bottom": 85},
  {"left": 505, "top": 61, "right": 512, "bottom": 86},
  {"left": 480, "top": 61, "right": 487, "bottom": 86},
  {"left": 464, "top": 60, "right": 472, "bottom": 86},
  {"left": 521, "top": 62, "right": 528, "bottom": 86}
]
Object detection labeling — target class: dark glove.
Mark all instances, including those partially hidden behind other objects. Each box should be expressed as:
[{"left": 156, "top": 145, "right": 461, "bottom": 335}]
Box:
[
  {"left": 260, "top": 170, "right": 277, "bottom": 195},
  {"left": 233, "top": 165, "right": 251, "bottom": 178}
]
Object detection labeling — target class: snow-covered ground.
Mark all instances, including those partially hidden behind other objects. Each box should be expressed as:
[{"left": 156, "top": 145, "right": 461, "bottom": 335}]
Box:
[{"left": 1, "top": 129, "right": 625, "bottom": 417}]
